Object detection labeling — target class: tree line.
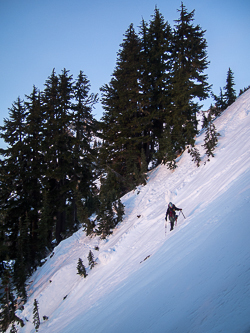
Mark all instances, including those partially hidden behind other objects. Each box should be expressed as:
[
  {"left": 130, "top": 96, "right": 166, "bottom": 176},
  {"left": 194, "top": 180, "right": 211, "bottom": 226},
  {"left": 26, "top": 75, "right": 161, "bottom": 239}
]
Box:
[{"left": 0, "top": 3, "right": 246, "bottom": 331}]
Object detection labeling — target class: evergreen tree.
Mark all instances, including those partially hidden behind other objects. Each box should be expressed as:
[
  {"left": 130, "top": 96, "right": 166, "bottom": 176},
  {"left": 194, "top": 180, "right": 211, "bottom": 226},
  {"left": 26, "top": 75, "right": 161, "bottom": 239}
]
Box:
[
  {"left": 0, "top": 264, "right": 14, "bottom": 332},
  {"left": 188, "top": 146, "right": 201, "bottom": 167},
  {"left": 77, "top": 258, "right": 88, "bottom": 277},
  {"left": 24, "top": 86, "right": 45, "bottom": 268},
  {"left": 202, "top": 119, "right": 220, "bottom": 158},
  {"left": 42, "top": 68, "right": 73, "bottom": 244},
  {"left": 100, "top": 24, "right": 145, "bottom": 193},
  {"left": 88, "top": 250, "right": 97, "bottom": 269},
  {"left": 0, "top": 263, "right": 23, "bottom": 332},
  {"left": 0, "top": 97, "right": 33, "bottom": 293},
  {"left": 140, "top": 8, "right": 173, "bottom": 165},
  {"left": 96, "top": 172, "right": 125, "bottom": 239},
  {"left": 33, "top": 299, "right": 40, "bottom": 332},
  {"left": 170, "top": 2, "right": 210, "bottom": 156},
  {"left": 224, "top": 67, "right": 236, "bottom": 108},
  {"left": 71, "top": 70, "right": 98, "bottom": 220}
]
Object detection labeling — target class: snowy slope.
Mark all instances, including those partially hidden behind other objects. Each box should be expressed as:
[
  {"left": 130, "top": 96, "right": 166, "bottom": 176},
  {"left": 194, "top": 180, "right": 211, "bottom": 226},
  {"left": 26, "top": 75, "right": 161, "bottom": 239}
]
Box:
[{"left": 14, "top": 90, "right": 250, "bottom": 333}]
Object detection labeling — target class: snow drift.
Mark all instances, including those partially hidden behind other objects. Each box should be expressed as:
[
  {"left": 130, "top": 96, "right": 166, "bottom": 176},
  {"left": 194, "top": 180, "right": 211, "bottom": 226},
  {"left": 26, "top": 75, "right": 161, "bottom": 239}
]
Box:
[{"left": 14, "top": 90, "right": 250, "bottom": 333}]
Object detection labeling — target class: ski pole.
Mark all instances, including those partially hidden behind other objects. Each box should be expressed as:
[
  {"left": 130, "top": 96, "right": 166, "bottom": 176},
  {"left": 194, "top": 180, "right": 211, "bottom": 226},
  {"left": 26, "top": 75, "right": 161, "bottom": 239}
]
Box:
[{"left": 181, "top": 210, "right": 186, "bottom": 219}]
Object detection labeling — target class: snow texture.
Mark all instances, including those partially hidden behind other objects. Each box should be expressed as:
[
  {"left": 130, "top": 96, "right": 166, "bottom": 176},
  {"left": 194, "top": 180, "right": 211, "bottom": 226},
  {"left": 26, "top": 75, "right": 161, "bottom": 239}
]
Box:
[{"left": 13, "top": 90, "right": 250, "bottom": 333}]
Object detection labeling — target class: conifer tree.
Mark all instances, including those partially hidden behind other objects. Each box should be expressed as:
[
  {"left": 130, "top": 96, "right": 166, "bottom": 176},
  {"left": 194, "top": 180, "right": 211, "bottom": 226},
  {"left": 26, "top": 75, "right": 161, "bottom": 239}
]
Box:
[
  {"left": 0, "top": 263, "right": 23, "bottom": 332},
  {"left": 188, "top": 146, "right": 201, "bottom": 167},
  {"left": 33, "top": 299, "right": 40, "bottom": 332},
  {"left": 213, "top": 68, "right": 236, "bottom": 113},
  {"left": 42, "top": 69, "right": 74, "bottom": 244},
  {"left": 24, "top": 86, "right": 44, "bottom": 267},
  {"left": 100, "top": 24, "right": 145, "bottom": 193},
  {"left": 77, "top": 258, "right": 88, "bottom": 277},
  {"left": 140, "top": 8, "right": 173, "bottom": 165},
  {"left": 88, "top": 250, "right": 97, "bottom": 269},
  {"left": 202, "top": 119, "right": 220, "bottom": 159},
  {"left": 224, "top": 67, "right": 236, "bottom": 108},
  {"left": 96, "top": 171, "right": 125, "bottom": 239},
  {"left": 170, "top": 2, "right": 210, "bottom": 156},
  {"left": 72, "top": 70, "right": 98, "bottom": 218},
  {"left": 0, "top": 97, "right": 32, "bottom": 287}
]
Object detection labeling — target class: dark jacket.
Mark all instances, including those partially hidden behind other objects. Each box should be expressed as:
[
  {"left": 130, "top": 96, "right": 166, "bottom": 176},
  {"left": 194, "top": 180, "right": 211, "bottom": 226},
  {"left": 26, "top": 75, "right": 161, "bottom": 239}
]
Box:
[{"left": 165, "top": 204, "right": 181, "bottom": 220}]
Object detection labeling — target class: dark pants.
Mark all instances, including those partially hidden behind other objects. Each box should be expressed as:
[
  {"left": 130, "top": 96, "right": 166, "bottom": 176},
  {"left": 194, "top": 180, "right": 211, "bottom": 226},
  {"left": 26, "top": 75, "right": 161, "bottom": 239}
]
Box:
[{"left": 170, "top": 216, "right": 176, "bottom": 231}]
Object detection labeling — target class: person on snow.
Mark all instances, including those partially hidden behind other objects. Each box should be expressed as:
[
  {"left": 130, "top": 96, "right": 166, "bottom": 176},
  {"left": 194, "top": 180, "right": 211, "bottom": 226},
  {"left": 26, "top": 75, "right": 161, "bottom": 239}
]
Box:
[{"left": 165, "top": 202, "right": 182, "bottom": 231}]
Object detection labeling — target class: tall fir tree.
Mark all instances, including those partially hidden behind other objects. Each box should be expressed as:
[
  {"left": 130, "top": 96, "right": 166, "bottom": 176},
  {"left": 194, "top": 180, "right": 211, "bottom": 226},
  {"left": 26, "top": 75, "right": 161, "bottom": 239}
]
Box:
[
  {"left": 100, "top": 24, "right": 146, "bottom": 194},
  {"left": 42, "top": 68, "right": 74, "bottom": 244},
  {"left": 140, "top": 8, "right": 173, "bottom": 165},
  {"left": 170, "top": 2, "right": 210, "bottom": 156},
  {"left": 0, "top": 97, "right": 33, "bottom": 295},
  {"left": 71, "top": 70, "right": 98, "bottom": 222},
  {"left": 24, "top": 86, "right": 45, "bottom": 267}
]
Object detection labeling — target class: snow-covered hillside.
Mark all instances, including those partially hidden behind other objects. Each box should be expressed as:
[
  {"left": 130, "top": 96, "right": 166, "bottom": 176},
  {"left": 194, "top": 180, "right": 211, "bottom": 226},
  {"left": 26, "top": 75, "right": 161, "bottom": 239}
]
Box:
[{"left": 14, "top": 90, "right": 250, "bottom": 333}]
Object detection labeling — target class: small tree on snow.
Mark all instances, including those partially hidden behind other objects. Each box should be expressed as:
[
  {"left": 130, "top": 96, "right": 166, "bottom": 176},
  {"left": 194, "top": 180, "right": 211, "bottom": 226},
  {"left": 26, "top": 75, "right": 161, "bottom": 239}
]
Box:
[
  {"left": 33, "top": 299, "right": 40, "bottom": 332},
  {"left": 77, "top": 258, "right": 88, "bottom": 278},
  {"left": 188, "top": 147, "right": 201, "bottom": 167},
  {"left": 202, "top": 121, "right": 220, "bottom": 159},
  {"left": 88, "top": 250, "right": 97, "bottom": 269}
]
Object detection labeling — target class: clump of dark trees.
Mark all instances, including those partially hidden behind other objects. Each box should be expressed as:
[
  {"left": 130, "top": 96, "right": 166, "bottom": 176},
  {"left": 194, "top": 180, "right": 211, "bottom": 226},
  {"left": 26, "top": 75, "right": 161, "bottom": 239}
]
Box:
[{"left": 0, "top": 3, "right": 246, "bottom": 331}]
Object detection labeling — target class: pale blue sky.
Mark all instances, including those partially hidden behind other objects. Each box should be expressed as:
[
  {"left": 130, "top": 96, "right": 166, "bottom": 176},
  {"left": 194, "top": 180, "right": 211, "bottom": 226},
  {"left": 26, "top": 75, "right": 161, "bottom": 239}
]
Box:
[{"left": 1, "top": 0, "right": 249, "bottom": 147}]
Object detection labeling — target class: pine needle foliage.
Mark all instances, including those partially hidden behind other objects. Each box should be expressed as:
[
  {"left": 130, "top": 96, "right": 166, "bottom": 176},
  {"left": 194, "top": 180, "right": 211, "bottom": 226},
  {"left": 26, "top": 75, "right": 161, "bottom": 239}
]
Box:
[
  {"left": 0, "top": 263, "right": 24, "bottom": 332},
  {"left": 10, "top": 323, "right": 18, "bottom": 333},
  {"left": 33, "top": 299, "right": 40, "bottom": 332}
]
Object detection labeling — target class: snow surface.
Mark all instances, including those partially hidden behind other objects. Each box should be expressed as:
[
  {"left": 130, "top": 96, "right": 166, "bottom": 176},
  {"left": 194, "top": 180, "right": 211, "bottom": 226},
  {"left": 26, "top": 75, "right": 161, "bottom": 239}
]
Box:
[{"left": 14, "top": 90, "right": 250, "bottom": 333}]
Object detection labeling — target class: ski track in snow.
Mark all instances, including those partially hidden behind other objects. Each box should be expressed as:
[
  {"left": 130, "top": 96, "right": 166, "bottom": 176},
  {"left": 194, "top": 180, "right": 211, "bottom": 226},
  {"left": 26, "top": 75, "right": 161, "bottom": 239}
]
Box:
[{"left": 12, "top": 90, "right": 250, "bottom": 333}]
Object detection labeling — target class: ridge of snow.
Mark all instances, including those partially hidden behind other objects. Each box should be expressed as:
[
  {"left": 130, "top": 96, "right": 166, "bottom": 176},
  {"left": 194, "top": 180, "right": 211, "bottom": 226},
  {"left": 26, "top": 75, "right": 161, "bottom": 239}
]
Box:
[{"left": 14, "top": 90, "right": 250, "bottom": 333}]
